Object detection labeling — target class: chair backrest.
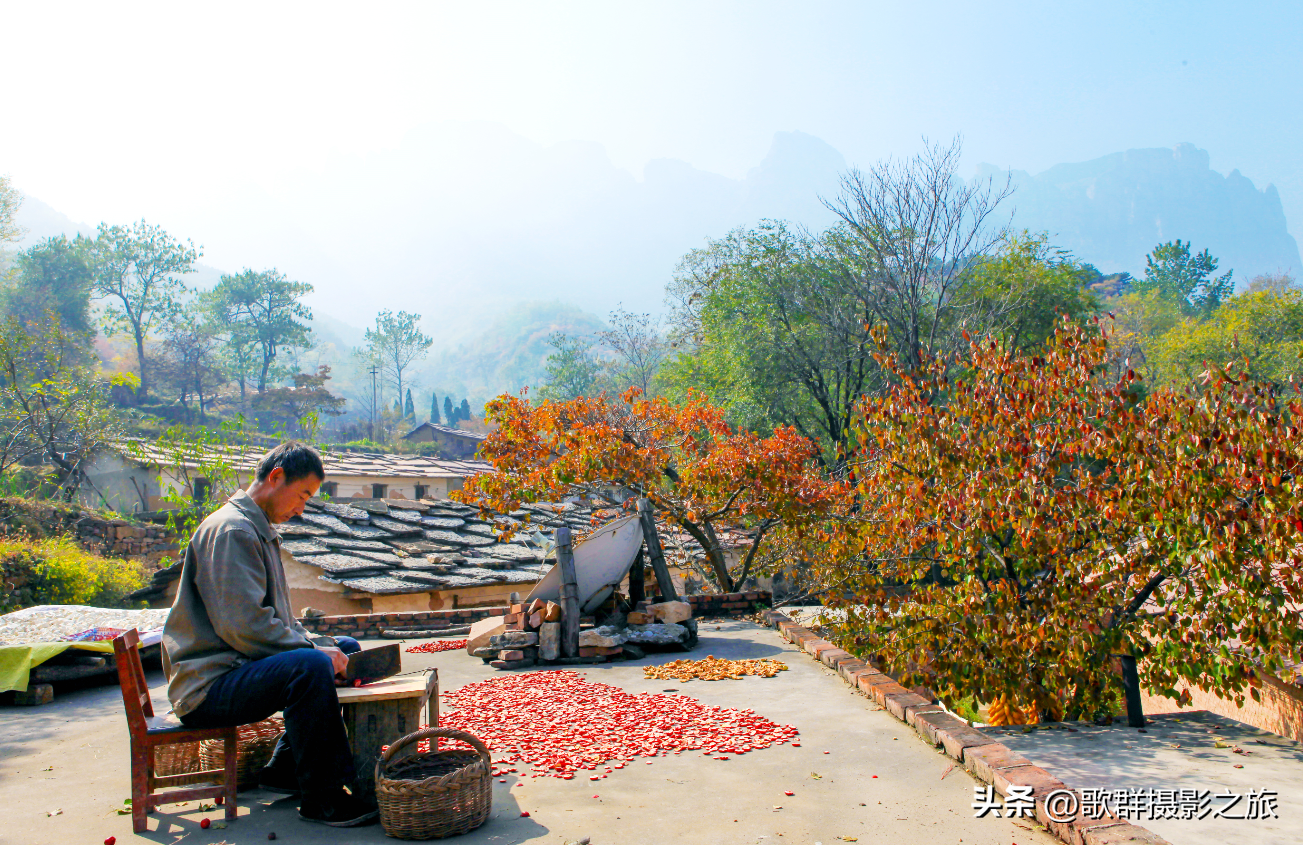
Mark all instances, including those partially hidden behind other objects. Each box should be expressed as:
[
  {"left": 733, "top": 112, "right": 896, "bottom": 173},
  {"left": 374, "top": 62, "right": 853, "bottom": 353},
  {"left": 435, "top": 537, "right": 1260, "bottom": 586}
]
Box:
[{"left": 112, "top": 629, "right": 153, "bottom": 736}]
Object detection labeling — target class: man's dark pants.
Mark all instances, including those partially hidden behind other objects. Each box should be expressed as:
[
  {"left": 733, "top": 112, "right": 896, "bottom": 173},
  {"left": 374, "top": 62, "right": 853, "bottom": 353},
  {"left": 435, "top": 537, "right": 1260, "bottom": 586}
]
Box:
[{"left": 180, "top": 637, "right": 361, "bottom": 795}]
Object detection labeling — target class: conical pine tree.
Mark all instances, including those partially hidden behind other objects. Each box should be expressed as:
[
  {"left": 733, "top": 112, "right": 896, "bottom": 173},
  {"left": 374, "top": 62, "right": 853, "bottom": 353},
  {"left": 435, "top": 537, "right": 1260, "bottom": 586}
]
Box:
[
  {"left": 405, "top": 389, "right": 415, "bottom": 420},
  {"left": 430, "top": 393, "right": 441, "bottom": 424}
]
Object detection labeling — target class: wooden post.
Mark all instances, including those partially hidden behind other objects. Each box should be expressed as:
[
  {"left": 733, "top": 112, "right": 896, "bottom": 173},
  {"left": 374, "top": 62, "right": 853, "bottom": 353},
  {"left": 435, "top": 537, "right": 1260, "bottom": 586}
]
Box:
[
  {"left": 557, "top": 526, "right": 580, "bottom": 658},
  {"left": 628, "top": 547, "right": 646, "bottom": 605},
  {"left": 637, "top": 498, "right": 678, "bottom": 601}
]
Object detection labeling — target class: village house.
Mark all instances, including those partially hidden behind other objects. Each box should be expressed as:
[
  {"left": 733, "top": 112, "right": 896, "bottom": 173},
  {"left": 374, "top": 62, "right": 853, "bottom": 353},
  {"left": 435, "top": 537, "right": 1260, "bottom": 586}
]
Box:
[
  {"left": 80, "top": 440, "right": 489, "bottom": 514},
  {"left": 401, "top": 422, "right": 486, "bottom": 460}
]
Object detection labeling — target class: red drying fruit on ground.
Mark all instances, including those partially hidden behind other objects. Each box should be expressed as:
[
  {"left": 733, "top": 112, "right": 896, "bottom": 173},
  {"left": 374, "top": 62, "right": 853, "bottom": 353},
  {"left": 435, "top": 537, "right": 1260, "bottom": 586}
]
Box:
[
  {"left": 216, "top": 795, "right": 224, "bottom": 805},
  {"left": 104, "top": 838, "right": 116, "bottom": 845},
  {"left": 406, "top": 639, "right": 468, "bottom": 653},
  {"left": 353, "top": 679, "right": 362, "bottom": 687},
  {"left": 438, "top": 670, "right": 799, "bottom": 780},
  {"left": 199, "top": 818, "right": 210, "bottom": 829},
  {"left": 519, "top": 811, "right": 530, "bottom": 817}
]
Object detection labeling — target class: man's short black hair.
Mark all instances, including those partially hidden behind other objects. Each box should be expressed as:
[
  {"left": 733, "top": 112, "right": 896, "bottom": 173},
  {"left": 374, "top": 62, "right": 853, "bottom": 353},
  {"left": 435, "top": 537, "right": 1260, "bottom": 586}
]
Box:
[{"left": 255, "top": 441, "right": 325, "bottom": 483}]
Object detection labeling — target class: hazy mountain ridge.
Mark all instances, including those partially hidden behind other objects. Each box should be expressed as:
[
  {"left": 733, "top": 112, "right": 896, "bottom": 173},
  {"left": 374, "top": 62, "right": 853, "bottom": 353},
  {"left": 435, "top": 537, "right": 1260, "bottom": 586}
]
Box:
[{"left": 979, "top": 143, "right": 1300, "bottom": 282}]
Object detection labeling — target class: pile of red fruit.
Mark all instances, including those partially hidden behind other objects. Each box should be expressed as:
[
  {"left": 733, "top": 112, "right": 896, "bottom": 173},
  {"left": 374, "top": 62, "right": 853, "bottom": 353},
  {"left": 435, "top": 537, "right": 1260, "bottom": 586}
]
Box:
[
  {"left": 406, "top": 639, "right": 468, "bottom": 654},
  {"left": 438, "top": 670, "right": 798, "bottom": 780}
]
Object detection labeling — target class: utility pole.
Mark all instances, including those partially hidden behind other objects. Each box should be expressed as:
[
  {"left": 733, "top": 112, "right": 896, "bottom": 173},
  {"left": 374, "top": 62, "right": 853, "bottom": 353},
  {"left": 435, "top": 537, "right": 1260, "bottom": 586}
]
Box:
[{"left": 368, "top": 365, "right": 379, "bottom": 442}]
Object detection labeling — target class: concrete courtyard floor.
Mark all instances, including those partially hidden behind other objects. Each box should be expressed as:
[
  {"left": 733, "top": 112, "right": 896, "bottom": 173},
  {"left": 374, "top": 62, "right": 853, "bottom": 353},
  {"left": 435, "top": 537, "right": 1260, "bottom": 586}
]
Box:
[
  {"left": 986, "top": 712, "right": 1303, "bottom": 845},
  {"left": 784, "top": 604, "right": 1303, "bottom": 845},
  {"left": 0, "top": 618, "right": 1057, "bottom": 845}
]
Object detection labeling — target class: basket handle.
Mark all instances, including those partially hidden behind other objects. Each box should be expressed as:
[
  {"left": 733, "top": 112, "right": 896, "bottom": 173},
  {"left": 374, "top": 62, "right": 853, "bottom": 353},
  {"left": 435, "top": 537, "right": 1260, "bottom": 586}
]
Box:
[{"left": 376, "top": 727, "right": 492, "bottom": 777}]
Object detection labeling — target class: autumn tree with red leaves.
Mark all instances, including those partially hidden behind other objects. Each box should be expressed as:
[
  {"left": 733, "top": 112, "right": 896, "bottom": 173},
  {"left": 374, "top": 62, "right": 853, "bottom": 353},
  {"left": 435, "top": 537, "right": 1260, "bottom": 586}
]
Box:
[
  {"left": 457, "top": 388, "right": 845, "bottom": 593},
  {"left": 826, "top": 318, "right": 1303, "bottom": 720}
]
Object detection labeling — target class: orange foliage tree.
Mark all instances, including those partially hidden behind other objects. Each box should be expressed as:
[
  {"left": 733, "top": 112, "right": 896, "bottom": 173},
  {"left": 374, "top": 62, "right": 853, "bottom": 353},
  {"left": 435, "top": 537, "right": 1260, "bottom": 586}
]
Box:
[
  {"left": 457, "top": 388, "right": 846, "bottom": 593},
  {"left": 827, "top": 318, "right": 1303, "bottom": 719}
]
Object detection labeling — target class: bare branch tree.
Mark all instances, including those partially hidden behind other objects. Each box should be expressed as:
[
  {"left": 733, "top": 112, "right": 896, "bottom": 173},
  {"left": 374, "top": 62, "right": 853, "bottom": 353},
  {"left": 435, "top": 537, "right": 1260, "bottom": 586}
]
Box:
[{"left": 823, "top": 136, "right": 1014, "bottom": 366}]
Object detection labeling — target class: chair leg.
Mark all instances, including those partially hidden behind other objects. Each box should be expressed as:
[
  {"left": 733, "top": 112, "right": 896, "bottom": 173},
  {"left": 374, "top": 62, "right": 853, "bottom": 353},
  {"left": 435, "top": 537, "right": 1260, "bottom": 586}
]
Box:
[
  {"left": 223, "top": 729, "right": 239, "bottom": 821},
  {"left": 130, "top": 741, "right": 150, "bottom": 834}
]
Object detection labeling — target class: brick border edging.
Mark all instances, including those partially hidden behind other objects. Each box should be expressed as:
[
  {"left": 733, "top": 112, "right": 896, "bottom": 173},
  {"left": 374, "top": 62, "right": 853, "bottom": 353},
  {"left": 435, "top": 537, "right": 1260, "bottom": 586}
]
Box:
[{"left": 759, "top": 609, "right": 1172, "bottom": 845}]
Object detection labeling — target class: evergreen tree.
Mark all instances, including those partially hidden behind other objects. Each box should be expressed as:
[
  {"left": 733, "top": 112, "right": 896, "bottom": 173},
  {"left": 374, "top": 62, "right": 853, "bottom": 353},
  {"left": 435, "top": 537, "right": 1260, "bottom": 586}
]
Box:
[
  {"left": 394, "top": 398, "right": 401, "bottom": 414},
  {"left": 405, "top": 388, "right": 415, "bottom": 419},
  {"left": 430, "top": 392, "right": 441, "bottom": 424},
  {"left": 459, "top": 398, "right": 472, "bottom": 423},
  {"left": 444, "top": 396, "right": 455, "bottom": 424}
]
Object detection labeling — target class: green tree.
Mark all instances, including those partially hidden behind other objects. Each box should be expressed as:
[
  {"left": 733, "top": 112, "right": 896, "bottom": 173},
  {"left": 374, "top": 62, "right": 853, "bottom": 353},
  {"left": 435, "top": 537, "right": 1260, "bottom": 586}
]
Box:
[
  {"left": 458, "top": 398, "right": 471, "bottom": 422},
  {"left": 1132, "top": 239, "right": 1234, "bottom": 318},
  {"left": 405, "top": 388, "right": 415, "bottom": 420},
  {"left": 3, "top": 236, "right": 97, "bottom": 359},
  {"left": 90, "top": 220, "right": 200, "bottom": 399},
  {"left": 957, "top": 231, "right": 1100, "bottom": 354},
  {"left": 364, "top": 310, "right": 432, "bottom": 409},
  {"left": 430, "top": 392, "right": 441, "bottom": 424},
  {"left": 0, "top": 312, "right": 131, "bottom": 500},
  {"left": 537, "top": 331, "right": 602, "bottom": 402},
  {"left": 155, "top": 312, "right": 226, "bottom": 419},
  {"left": 206, "top": 268, "right": 313, "bottom": 394},
  {"left": 1147, "top": 285, "right": 1303, "bottom": 389},
  {"left": 253, "top": 365, "right": 346, "bottom": 436},
  {"left": 444, "top": 395, "right": 455, "bottom": 424},
  {"left": 0, "top": 174, "right": 23, "bottom": 246}
]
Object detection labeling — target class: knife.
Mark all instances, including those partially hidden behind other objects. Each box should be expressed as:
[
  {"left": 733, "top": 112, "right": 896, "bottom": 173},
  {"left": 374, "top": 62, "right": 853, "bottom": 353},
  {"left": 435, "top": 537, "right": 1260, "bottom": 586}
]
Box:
[{"left": 342, "top": 643, "right": 402, "bottom": 685}]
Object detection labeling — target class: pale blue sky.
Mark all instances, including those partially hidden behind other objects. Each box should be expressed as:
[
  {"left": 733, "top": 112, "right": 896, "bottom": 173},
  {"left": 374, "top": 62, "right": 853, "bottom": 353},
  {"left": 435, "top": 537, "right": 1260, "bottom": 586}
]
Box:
[{"left": 2, "top": 1, "right": 1300, "bottom": 321}]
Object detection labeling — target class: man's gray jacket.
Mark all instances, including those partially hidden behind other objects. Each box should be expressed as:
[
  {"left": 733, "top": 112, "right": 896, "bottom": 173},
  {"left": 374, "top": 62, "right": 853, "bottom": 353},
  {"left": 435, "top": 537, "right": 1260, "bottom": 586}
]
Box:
[{"left": 162, "top": 490, "right": 315, "bottom": 717}]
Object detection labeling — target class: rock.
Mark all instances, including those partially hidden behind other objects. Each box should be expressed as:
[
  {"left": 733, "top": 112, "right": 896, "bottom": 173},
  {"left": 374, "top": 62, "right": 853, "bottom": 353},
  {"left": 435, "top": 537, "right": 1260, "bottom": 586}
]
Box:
[
  {"left": 471, "top": 647, "right": 500, "bottom": 659},
  {"left": 527, "top": 597, "right": 546, "bottom": 614},
  {"left": 621, "top": 643, "right": 646, "bottom": 659},
  {"left": 489, "top": 631, "right": 539, "bottom": 648},
  {"left": 539, "top": 622, "right": 561, "bottom": 660},
  {"left": 14, "top": 683, "right": 54, "bottom": 705},
  {"left": 300, "top": 607, "right": 327, "bottom": 618},
  {"left": 529, "top": 611, "right": 543, "bottom": 628},
  {"left": 577, "top": 625, "right": 626, "bottom": 648},
  {"left": 626, "top": 611, "right": 649, "bottom": 624},
  {"left": 648, "top": 600, "right": 692, "bottom": 624},
  {"left": 500, "top": 649, "right": 525, "bottom": 661},
  {"left": 623, "top": 623, "right": 688, "bottom": 645},
  {"left": 466, "top": 615, "right": 507, "bottom": 653},
  {"left": 490, "top": 658, "right": 536, "bottom": 670},
  {"left": 544, "top": 601, "right": 562, "bottom": 622},
  {"left": 594, "top": 646, "right": 622, "bottom": 656}
]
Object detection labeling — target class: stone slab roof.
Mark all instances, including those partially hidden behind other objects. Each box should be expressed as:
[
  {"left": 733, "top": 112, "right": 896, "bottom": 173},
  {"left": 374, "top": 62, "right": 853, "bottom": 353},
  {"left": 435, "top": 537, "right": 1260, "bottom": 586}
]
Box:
[
  {"left": 115, "top": 439, "right": 491, "bottom": 480},
  {"left": 403, "top": 422, "right": 488, "bottom": 441},
  {"left": 285, "top": 497, "right": 606, "bottom": 595}
]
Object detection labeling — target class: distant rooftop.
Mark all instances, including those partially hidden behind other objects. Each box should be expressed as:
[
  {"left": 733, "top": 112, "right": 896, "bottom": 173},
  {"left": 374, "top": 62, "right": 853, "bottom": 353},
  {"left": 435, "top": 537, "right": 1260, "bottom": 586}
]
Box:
[
  {"left": 402, "top": 422, "right": 487, "bottom": 442},
  {"left": 116, "top": 439, "right": 491, "bottom": 480}
]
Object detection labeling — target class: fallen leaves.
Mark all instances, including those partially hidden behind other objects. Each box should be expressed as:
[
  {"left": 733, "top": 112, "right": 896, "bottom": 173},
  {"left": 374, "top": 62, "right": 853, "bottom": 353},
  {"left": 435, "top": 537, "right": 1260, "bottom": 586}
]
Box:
[{"left": 643, "top": 656, "right": 788, "bottom": 682}]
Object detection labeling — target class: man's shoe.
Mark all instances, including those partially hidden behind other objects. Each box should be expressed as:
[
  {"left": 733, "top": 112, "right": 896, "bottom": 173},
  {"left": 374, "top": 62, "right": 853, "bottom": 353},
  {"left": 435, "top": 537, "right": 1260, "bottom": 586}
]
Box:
[
  {"left": 299, "top": 789, "right": 379, "bottom": 827},
  {"left": 256, "top": 765, "right": 302, "bottom": 796}
]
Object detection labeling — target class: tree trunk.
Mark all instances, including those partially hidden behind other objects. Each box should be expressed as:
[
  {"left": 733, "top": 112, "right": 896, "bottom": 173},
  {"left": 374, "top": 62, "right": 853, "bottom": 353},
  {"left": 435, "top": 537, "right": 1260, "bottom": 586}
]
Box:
[{"left": 134, "top": 327, "right": 149, "bottom": 400}]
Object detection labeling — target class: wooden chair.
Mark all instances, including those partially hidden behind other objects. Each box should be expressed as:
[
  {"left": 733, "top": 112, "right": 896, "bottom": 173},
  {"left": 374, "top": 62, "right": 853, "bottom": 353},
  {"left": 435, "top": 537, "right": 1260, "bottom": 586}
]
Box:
[{"left": 112, "top": 630, "right": 238, "bottom": 833}]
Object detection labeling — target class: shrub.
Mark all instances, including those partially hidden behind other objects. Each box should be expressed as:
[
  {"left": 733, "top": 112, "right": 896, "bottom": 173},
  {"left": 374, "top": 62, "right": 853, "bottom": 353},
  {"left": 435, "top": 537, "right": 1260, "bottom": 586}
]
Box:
[{"left": 0, "top": 537, "right": 146, "bottom": 612}]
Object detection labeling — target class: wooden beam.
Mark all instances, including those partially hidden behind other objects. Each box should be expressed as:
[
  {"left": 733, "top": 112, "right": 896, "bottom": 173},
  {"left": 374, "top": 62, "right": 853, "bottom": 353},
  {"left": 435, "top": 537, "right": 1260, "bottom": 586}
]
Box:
[
  {"left": 557, "top": 526, "right": 580, "bottom": 658},
  {"left": 628, "top": 546, "right": 646, "bottom": 605},
  {"left": 637, "top": 498, "right": 678, "bottom": 601}
]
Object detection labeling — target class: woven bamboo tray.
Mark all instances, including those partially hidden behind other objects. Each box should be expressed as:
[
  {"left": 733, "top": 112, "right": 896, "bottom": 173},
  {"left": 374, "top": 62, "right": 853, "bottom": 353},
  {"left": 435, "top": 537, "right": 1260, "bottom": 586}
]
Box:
[
  {"left": 154, "top": 741, "right": 201, "bottom": 777},
  {"left": 199, "top": 716, "right": 285, "bottom": 790},
  {"left": 375, "top": 727, "right": 492, "bottom": 840}
]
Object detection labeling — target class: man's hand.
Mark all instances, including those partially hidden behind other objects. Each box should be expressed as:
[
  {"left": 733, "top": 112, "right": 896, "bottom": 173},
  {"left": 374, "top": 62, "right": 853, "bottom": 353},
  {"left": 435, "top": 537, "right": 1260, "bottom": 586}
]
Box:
[{"left": 319, "top": 646, "right": 349, "bottom": 677}]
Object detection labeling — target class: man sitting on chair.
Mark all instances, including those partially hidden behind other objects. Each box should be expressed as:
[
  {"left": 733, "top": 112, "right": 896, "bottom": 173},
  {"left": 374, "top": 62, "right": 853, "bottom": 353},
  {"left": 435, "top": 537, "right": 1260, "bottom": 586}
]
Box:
[{"left": 162, "top": 441, "right": 378, "bottom": 827}]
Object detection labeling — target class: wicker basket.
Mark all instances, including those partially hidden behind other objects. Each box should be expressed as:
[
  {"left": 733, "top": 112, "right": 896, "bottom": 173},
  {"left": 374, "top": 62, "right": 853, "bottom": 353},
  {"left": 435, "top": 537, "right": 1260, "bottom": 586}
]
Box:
[
  {"left": 198, "top": 716, "right": 285, "bottom": 790},
  {"left": 154, "top": 741, "right": 201, "bottom": 777},
  {"left": 375, "top": 727, "right": 492, "bottom": 840}
]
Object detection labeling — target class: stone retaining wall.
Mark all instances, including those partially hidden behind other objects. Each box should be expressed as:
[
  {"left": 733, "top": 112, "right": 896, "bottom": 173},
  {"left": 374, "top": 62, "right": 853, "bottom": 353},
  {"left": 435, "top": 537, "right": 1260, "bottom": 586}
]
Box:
[
  {"left": 299, "top": 590, "right": 772, "bottom": 637},
  {"left": 759, "top": 608, "right": 1172, "bottom": 845},
  {"left": 684, "top": 591, "right": 770, "bottom": 616},
  {"left": 0, "top": 498, "right": 180, "bottom": 567}
]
